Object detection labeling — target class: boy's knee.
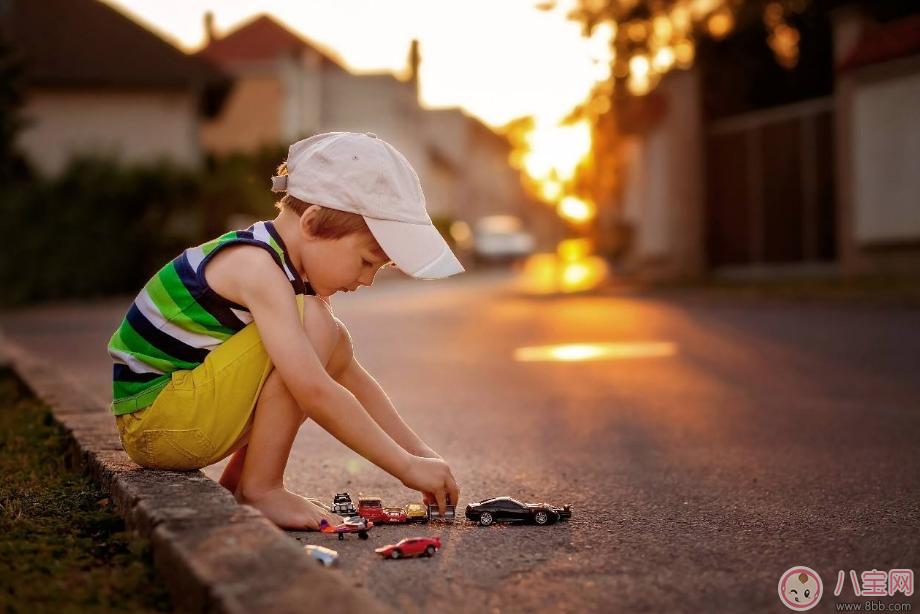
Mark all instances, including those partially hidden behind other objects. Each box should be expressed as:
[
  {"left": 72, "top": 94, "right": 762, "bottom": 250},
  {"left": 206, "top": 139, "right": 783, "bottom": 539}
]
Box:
[
  {"left": 326, "top": 318, "right": 354, "bottom": 379},
  {"left": 300, "top": 296, "right": 352, "bottom": 375}
]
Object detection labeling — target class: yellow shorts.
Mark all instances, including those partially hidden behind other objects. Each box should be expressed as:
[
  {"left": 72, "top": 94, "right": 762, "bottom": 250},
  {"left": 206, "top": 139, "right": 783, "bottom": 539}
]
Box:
[{"left": 116, "top": 295, "right": 304, "bottom": 471}]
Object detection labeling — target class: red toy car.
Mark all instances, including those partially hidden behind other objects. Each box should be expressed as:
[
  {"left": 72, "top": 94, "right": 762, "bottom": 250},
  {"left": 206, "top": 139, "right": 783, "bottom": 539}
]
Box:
[
  {"left": 375, "top": 537, "right": 442, "bottom": 559},
  {"left": 357, "top": 496, "right": 389, "bottom": 523},
  {"left": 382, "top": 507, "right": 408, "bottom": 523}
]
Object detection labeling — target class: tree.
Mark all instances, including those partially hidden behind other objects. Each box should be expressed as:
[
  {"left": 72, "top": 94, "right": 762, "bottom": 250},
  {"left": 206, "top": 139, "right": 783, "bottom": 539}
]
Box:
[{"left": 540, "top": 0, "right": 817, "bottom": 98}]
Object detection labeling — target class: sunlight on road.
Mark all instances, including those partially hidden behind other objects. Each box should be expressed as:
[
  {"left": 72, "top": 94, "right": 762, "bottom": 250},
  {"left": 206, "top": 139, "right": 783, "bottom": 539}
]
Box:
[{"left": 514, "top": 342, "right": 678, "bottom": 362}]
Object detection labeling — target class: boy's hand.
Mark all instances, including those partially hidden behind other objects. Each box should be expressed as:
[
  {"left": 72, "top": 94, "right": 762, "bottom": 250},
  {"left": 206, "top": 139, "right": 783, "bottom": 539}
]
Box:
[{"left": 400, "top": 456, "right": 460, "bottom": 518}]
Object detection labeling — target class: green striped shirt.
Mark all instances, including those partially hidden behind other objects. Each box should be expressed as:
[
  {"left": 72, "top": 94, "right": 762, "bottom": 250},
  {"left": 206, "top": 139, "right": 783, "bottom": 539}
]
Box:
[{"left": 107, "top": 220, "right": 313, "bottom": 415}]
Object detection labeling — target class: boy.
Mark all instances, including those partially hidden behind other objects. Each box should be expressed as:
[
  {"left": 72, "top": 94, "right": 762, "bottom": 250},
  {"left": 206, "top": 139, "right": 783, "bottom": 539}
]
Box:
[{"left": 107, "top": 132, "right": 462, "bottom": 530}]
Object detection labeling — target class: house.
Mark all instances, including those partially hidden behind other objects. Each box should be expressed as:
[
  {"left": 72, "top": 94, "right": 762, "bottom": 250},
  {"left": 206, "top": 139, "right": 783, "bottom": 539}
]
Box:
[
  {"left": 603, "top": 0, "right": 919, "bottom": 280},
  {"left": 0, "top": 0, "right": 229, "bottom": 176},
  {"left": 834, "top": 9, "right": 920, "bottom": 275},
  {"left": 196, "top": 13, "right": 544, "bottom": 239}
]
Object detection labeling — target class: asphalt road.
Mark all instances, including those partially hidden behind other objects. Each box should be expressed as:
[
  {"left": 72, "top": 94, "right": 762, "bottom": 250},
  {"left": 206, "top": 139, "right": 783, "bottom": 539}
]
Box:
[{"left": 3, "top": 270, "right": 919, "bottom": 613}]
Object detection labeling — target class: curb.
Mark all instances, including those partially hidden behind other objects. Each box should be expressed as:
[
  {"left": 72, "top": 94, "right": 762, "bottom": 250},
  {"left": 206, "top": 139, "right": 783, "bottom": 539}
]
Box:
[{"left": 2, "top": 340, "right": 388, "bottom": 614}]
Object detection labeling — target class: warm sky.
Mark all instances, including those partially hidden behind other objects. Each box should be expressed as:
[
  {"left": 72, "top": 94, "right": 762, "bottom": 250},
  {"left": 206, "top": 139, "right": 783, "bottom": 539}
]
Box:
[{"left": 100, "top": 0, "right": 603, "bottom": 129}]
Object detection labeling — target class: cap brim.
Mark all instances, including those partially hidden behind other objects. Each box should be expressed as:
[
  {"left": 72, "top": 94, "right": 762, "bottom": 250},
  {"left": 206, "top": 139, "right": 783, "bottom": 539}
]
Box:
[{"left": 363, "top": 217, "right": 465, "bottom": 279}]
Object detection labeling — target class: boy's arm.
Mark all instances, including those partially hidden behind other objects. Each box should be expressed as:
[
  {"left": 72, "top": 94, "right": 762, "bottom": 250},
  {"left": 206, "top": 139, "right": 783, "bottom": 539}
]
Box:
[
  {"left": 331, "top": 322, "right": 460, "bottom": 508},
  {"left": 233, "top": 251, "right": 413, "bottom": 477},
  {"left": 334, "top": 348, "right": 439, "bottom": 460},
  {"left": 209, "top": 246, "right": 459, "bottom": 512}
]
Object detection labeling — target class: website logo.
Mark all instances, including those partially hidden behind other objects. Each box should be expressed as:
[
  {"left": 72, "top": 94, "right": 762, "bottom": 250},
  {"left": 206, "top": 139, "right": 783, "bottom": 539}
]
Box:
[{"left": 778, "top": 566, "right": 823, "bottom": 610}]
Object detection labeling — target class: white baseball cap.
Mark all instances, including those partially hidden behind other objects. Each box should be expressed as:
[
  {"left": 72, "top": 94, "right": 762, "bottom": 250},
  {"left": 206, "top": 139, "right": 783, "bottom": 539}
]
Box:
[{"left": 270, "top": 131, "right": 465, "bottom": 280}]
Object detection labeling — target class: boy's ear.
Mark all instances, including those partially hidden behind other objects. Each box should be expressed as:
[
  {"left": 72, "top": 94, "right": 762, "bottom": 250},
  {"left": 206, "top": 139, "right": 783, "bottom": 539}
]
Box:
[{"left": 299, "top": 205, "right": 320, "bottom": 238}]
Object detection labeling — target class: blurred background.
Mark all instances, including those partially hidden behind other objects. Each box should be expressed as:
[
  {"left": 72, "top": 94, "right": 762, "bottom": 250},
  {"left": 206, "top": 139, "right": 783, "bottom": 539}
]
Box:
[
  {"left": 2, "top": 4, "right": 919, "bottom": 611},
  {"left": 1, "top": 0, "right": 918, "bottom": 303}
]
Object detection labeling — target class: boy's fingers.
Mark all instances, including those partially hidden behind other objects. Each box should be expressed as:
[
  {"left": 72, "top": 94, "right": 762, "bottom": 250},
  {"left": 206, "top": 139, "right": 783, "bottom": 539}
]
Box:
[
  {"left": 434, "top": 489, "right": 446, "bottom": 518},
  {"left": 447, "top": 479, "right": 460, "bottom": 509}
]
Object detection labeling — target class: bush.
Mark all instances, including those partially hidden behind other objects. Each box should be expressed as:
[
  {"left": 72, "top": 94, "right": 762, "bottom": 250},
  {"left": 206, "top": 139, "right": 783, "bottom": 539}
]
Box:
[{"left": 0, "top": 156, "right": 204, "bottom": 304}]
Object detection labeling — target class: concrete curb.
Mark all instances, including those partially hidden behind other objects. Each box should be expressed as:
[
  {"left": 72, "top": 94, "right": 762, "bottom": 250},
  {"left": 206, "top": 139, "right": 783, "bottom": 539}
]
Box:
[{"left": 2, "top": 340, "right": 388, "bottom": 614}]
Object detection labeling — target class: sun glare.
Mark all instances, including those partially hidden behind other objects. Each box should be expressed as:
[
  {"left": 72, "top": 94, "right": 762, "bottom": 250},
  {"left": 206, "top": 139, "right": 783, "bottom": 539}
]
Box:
[
  {"left": 520, "top": 119, "right": 593, "bottom": 186},
  {"left": 514, "top": 342, "right": 679, "bottom": 362}
]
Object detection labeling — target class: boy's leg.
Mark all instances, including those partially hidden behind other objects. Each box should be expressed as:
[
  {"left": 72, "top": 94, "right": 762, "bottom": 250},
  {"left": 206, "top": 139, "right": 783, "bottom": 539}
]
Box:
[
  {"left": 234, "top": 368, "right": 341, "bottom": 530},
  {"left": 218, "top": 444, "right": 248, "bottom": 492},
  {"left": 231, "top": 297, "right": 354, "bottom": 530}
]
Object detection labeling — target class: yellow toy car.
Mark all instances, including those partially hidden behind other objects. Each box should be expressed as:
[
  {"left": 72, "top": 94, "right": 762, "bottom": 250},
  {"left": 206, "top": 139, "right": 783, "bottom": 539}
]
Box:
[{"left": 404, "top": 502, "right": 428, "bottom": 523}]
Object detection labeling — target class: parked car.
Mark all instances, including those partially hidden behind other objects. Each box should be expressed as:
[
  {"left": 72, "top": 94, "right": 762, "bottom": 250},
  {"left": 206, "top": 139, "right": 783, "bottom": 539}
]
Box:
[
  {"left": 473, "top": 215, "right": 535, "bottom": 263},
  {"left": 304, "top": 544, "right": 339, "bottom": 567},
  {"left": 357, "top": 496, "right": 389, "bottom": 523},
  {"left": 331, "top": 492, "right": 357, "bottom": 517},
  {"left": 383, "top": 507, "right": 408, "bottom": 523},
  {"left": 404, "top": 502, "right": 428, "bottom": 522},
  {"left": 375, "top": 537, "right": 442, "bottom": 559},
  {"left": 465, "top": 497, "right": 572, "bottom": 526}
]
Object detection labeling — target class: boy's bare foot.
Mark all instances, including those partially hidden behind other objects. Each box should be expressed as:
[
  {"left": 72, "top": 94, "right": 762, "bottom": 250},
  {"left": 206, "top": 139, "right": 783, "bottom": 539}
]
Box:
[{"left": 236, "top": 487, "right": 343, "bottom": 530}]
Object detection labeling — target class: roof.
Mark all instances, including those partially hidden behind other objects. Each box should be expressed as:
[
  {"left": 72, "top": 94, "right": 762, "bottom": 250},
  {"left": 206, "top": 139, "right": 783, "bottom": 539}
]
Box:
[
  {"left": 198, "top": 13, "right": 345, "bottom": 71},
  {"left": 0, "top": 0, "right": 230, "bottom": 115},
  {"left": 839, "top": 13, "right": 920, "bottom": 72}
]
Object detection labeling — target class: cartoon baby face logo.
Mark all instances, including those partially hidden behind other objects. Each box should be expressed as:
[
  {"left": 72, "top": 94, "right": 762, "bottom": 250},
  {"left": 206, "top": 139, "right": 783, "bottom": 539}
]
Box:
[{"left": 778, "top": 566, "right": 823, "bottom": 610}]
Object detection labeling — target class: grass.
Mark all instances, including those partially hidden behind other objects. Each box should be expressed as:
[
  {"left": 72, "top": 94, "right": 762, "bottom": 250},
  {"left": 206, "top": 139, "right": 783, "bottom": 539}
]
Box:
[{"left": 0, "top": 369, "right": 173, "bottom": 613}]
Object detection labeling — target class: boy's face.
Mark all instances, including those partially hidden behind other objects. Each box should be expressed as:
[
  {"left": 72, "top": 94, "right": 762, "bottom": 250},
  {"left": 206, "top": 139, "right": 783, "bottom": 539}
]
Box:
[{"left": 298, "top": 228, "right": 393, "bottom": 298}]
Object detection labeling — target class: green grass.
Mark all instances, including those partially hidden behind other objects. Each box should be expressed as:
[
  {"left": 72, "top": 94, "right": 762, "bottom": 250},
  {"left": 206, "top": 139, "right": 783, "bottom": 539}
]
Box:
[{"left": 0, "top": 369, "right": 173, "bottom": 613}]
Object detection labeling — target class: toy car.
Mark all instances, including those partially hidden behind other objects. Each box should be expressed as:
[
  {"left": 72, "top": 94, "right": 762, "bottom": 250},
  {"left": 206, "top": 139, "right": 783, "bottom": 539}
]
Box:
[
  {"left": 465, "top": 497, "right": 572, "bottom": 526},
  {"left": 382, "top": 507, "right": 408, "bottom": 523},
  {"left": 357, "top": 496, "right": 389, "bottom": 523},
  {"left": 304, "top": 544, "right": 339, "bottom": 567},
  {"left": 319, "top": 516, "right": 373, "bottom": 540},
  {"left": 331, "top": 492, "right": 358, "bottom": 517},
  {"left": 375, "top": 537, "right": 442, "bottom": 559},
  {"left": 404, "top": 502, "right": 428, "bottom": 522},
  {"left": 427, "top": 502, "right": 456, "bottom": 522}
]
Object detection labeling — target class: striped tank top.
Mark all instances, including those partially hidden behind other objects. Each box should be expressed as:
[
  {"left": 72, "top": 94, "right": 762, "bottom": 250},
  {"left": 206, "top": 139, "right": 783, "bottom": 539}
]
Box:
[{"left": 107, "top": 220, "right": 314, "bottom": 415}]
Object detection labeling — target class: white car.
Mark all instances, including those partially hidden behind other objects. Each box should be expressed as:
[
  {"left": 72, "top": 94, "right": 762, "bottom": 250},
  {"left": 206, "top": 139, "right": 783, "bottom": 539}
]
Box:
[
  {"left": 304, "top": 544, "right": 339, "bottom": 567},
  {"left": 473, "top": 215, "right": 535, "bottom": 262}
]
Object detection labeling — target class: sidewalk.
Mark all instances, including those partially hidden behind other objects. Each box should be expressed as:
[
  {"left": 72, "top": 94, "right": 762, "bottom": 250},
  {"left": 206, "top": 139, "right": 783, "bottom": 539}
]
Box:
[{"left": 0, "top": 324, "right": 387, "bottom": 613}]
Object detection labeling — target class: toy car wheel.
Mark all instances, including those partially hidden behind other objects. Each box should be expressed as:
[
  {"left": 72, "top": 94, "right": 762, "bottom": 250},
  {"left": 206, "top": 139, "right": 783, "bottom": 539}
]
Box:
[
  {"left": 390, "top": 549, "right": 402, "bottom": 559},
  {"left": 425, "top": 545, "right": 436, "bottom": 557},
  {"left": 359, "top": 531, "right": 369, "bottom": 540},
  {"left": 534, "top": 511, "right": 549, "bottom": 525},
  {"left": 479, "top": 512, "right": 494, "bottom": 526},
  {"left": 338, "top": 533, "right": 344, "bottom": 541}
]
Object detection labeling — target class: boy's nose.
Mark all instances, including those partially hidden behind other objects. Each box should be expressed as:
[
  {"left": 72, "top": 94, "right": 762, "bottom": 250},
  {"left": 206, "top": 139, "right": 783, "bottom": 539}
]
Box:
[{"left": 359, "top": 270, "right": 377, "bottom": 286}]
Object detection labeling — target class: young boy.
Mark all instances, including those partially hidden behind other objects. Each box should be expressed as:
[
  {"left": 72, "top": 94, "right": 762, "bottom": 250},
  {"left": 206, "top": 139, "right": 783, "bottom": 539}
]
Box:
[{"left": 107, "top": 132, "right": 462, "bottom": 530}]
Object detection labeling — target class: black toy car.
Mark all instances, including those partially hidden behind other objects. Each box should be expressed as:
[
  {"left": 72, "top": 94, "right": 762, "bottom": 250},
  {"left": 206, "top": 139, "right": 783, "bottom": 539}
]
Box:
[
  {"left": 331, "top": 492, "right": 358, "bottom": 517},
  {"left": 465, "top": 497, "right": 572, "bottom": 526}
]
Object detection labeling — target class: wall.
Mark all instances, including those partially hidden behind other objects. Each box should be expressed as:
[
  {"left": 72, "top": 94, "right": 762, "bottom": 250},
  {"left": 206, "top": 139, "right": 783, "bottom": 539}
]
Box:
[
  {"left": 836, "top": 54, "right": 920, "bottom": 275},
  {"left": 850, "top": 70, "right": 920, "bottom": 243},
  {"left": 619, "top": 69, "right": 705, "bottom": 280},
  {"left": 19, "top": 89, "right": 200, "bottom": 175},
  {"left": 200, "top": 68, "right": 283, "bottom": 154}
]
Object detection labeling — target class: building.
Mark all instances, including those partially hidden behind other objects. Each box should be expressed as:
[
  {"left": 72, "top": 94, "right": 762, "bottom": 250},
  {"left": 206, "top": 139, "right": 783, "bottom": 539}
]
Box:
[
  {"left": 1, "top": 0, "right": 229, "bottom": 176},
  {"left": 196, "top": 13, "right": 543, "bottom": 237},
  {"left": 604, "top": 0, "right": 919, "bottom": 280},
  {"left": 834, "top": 8, "right": 920, "bottom": 275}
]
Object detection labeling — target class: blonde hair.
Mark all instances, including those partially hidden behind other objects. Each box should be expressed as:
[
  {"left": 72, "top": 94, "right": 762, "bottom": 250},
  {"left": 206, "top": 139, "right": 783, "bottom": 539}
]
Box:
[{"left": 274, "top": 161, "right": 382, "bottom": 252}]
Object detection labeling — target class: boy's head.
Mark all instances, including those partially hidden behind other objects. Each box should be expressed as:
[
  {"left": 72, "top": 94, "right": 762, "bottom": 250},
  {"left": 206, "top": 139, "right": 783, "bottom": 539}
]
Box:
[
  {"left": 274, "top": 160, "right": 394, "bottom": 296},
  {"left": 270, "top": 132, "right": 464, "bottom": 296}
]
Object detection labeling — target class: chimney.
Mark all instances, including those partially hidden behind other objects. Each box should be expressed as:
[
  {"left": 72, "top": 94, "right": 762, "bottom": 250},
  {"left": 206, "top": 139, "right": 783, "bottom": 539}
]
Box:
[
  {"left": 407, "top": 39, "right": 420, "bottom": 92},
  {"left": 204, "top": 11, "right": 216, "bottom": 46}
]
